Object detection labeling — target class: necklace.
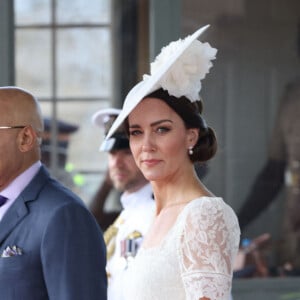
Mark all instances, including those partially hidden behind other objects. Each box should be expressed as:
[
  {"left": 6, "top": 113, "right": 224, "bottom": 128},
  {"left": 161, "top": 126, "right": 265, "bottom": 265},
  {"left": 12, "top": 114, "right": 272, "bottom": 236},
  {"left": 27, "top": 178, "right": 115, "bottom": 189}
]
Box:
[{"left": 163, "top": 201, "right": 191, "bottom": 210}]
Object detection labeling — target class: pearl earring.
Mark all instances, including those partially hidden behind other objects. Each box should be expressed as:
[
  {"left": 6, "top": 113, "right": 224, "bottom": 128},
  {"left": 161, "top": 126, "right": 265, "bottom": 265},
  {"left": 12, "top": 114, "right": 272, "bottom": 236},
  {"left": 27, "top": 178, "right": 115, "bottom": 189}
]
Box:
[{"left": 188, "top": 146, "right": 193, "bottom": 155}]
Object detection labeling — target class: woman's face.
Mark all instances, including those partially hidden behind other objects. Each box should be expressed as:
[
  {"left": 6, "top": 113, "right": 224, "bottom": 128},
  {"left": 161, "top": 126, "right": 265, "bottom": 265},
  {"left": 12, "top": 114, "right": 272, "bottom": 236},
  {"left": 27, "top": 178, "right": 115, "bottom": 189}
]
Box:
[{"left": 128, "top": 97, "right": 198, "bottom": 182}]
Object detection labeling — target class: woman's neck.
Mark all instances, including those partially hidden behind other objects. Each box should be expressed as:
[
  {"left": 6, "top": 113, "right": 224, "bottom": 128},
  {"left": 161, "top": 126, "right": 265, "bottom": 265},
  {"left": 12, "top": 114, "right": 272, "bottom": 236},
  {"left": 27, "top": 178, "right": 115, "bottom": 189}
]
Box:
[{"left": 151, "top": 173, "right": 211, "bottom": 214}]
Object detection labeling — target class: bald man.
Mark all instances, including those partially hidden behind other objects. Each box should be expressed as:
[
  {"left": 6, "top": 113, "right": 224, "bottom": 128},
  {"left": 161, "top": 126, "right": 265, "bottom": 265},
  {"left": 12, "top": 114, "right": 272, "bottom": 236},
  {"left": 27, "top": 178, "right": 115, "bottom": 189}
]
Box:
[{"left": 0, "top": 87, "right": 107, "bottom": 299}]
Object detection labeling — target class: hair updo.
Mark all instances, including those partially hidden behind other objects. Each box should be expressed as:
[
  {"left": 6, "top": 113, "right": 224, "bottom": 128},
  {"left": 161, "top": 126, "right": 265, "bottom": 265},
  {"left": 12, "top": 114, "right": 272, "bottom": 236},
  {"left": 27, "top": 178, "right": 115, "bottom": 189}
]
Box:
[{"left": 145, "top": 88, "right": 217, "bottom": 163}]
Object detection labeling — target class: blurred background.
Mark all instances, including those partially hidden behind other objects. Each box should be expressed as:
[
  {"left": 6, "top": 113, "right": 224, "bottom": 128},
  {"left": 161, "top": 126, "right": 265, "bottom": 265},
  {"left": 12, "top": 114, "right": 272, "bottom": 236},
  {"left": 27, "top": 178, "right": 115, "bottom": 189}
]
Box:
[{"left": 1, "top": 1, "right": 300, "bottom": 298}]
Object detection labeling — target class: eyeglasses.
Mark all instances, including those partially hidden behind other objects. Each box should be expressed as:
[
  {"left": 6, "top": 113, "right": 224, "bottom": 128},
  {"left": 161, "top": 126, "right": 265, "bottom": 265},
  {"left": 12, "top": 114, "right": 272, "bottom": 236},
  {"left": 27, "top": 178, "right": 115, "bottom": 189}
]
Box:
[{"left": 0, "top": 126, "right": 26, "bottom": 130}]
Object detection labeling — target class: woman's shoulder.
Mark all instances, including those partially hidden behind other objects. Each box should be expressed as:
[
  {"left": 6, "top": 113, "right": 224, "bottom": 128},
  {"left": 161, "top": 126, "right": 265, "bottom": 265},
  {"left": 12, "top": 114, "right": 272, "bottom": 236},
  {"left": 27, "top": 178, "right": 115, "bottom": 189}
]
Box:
[
  {"left": 187, "top": 196, "right": 234, "bottom": 209},
  {"left": 185, "top": 196, "right": 224, "bottom": 210},
  {"left": 182, "top": 196, "right": 240, "bottom": 229}
]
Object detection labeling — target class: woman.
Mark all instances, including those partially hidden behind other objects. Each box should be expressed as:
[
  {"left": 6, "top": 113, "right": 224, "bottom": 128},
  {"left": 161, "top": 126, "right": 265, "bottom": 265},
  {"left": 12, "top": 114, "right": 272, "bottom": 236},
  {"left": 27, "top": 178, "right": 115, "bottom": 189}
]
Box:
[{"left": 107, "top": 25, "right": 240, "bottom": 300}]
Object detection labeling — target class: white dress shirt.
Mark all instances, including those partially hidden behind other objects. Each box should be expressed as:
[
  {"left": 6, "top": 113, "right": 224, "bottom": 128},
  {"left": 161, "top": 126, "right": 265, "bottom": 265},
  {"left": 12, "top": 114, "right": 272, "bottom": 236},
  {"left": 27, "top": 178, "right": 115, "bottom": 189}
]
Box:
[{"left": 0, "top": 161, "right": 41, "bottom": 221}]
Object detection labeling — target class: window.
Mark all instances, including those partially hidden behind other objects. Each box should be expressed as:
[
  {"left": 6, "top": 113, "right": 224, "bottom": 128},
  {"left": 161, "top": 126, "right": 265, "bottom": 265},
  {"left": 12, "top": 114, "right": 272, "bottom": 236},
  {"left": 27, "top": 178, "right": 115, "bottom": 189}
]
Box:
[{"left": 14, "top": 0, "right": 112, "bottom": 204}]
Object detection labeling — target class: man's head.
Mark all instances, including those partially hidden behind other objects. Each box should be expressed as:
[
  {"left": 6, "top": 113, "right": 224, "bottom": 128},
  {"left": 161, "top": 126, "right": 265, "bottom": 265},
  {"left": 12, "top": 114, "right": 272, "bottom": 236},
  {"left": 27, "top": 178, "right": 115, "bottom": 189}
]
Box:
[
  {"left": 0, "top": 86, "right": 43, "bottom": 190},
  {"left": 92, "top": 108, "right": 148, "bottom": 193}
]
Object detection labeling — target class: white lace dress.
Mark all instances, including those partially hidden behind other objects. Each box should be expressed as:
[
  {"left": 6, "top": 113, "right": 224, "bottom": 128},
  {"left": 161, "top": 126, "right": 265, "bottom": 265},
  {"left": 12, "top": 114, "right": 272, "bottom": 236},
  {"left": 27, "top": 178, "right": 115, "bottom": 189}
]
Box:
[{"left": 119, "top": 197, "right": 240, "bottom": 300}]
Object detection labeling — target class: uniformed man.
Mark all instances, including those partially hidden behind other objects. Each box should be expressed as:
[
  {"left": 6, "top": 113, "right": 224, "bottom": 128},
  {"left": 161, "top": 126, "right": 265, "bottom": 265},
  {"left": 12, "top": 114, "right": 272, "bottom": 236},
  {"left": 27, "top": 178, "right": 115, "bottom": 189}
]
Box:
[
  {"left": 238, "top": 78, "right": 300, "bottom": 274},
  {"left": 90, "top": 108, "right": 155, "bottom": 300}
]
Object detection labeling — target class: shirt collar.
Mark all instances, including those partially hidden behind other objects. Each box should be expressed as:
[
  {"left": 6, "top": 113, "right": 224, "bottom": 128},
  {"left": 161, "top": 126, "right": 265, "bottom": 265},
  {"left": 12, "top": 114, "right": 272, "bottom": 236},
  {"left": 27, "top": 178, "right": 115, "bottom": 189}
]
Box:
[{"left": 1, "top": 161, "right": 41, "bottom": 201}]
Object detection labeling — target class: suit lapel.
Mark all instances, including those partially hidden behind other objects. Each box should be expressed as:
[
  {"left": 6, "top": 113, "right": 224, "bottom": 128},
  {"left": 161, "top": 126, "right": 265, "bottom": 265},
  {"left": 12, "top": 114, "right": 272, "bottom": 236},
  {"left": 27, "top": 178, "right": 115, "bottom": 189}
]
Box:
[
  {"left": 0, "top": 197, "right": 28, "bottom": 245},
  {"left": 0, "top": 165, "right": 50, "bottom": 245}
]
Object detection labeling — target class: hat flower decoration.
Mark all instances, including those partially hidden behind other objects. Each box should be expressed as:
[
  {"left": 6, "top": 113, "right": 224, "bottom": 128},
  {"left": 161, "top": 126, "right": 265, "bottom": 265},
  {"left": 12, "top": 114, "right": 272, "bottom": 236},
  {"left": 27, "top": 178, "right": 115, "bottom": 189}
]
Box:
[
  {"left": 145, "top": 34, "right": 217, "bottom": 102},
  {"left": 106, "top": 25, "right": 217, "bottom": 139}
]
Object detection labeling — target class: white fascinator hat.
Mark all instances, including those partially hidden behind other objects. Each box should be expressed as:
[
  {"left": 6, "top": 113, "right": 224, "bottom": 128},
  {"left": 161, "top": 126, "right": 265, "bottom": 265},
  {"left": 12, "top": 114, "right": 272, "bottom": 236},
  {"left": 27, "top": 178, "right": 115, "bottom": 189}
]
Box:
[{"left": 106, "top": 24, "right": 217, "bottom": 139}]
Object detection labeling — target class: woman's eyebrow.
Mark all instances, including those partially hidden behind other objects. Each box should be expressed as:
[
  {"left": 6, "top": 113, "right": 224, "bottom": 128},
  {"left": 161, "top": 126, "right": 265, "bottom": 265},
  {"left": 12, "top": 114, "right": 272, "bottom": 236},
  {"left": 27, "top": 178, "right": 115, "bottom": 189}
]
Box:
[
  {"left": 150, "top": 119, "right": 173, "bottom": 127},
  {"left": 129, "top": 119, "right": 173, "bottom": 129}
]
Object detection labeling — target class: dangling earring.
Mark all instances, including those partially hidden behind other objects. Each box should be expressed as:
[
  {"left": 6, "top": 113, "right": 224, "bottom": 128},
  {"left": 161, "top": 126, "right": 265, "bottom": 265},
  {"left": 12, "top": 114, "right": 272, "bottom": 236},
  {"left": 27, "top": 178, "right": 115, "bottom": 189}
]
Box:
[{"left": 188, "top": 146, "right": 193, "bottom": 155}]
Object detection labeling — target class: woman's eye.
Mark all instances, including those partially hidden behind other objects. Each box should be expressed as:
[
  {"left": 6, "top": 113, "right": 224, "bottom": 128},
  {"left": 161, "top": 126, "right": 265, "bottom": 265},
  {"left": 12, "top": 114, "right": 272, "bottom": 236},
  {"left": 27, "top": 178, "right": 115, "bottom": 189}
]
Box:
[{"left": 157, "top": 127, "right": 170, "bottom": 134}]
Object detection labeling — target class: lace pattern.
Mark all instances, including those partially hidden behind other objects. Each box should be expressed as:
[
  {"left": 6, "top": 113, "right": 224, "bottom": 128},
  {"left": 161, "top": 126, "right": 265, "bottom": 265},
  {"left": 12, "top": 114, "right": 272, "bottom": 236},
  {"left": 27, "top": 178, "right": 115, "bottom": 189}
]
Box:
[
  {"left": 121, "top": 197, "right": 240, "bottom": 300},
  {"left": 178, "top": 198, "right": 240, "bottom": 299}
]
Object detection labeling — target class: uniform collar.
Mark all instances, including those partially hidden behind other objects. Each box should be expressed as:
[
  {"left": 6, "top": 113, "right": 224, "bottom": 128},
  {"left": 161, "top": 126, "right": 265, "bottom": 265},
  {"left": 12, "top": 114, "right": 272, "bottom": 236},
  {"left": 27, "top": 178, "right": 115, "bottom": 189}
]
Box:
[{"left": 120, "top": 183, "right": 153, "bottom": 210}]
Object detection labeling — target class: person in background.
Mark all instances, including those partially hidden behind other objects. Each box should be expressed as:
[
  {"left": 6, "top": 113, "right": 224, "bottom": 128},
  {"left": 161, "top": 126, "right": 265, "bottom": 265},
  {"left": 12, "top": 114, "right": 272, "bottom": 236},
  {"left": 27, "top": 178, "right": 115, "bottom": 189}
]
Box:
[
  {"left": 90, "top": 168, "right": 118, "bottom": 231},
  {"left": 90, "top": 108, "right": 155, "bottom": 300},
  {"left": 106, "top": 25, "right": 240, "bottom": 300},
  {"left": 238, "top": 77, "right": 300, "bottom": 275},
  {"left": 41, "top": 117, "right": 81, "bottom": 191},
  {"left": 0, "top": 86, "right": 107, "bottom": 300}
]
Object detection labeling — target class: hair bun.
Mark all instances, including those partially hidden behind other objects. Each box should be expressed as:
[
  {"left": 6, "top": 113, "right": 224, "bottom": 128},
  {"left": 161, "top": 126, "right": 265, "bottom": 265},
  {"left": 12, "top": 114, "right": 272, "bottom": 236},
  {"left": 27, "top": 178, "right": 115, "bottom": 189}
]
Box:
[{"left": 190, "top": 127, "right": 217, "bottom": 162}]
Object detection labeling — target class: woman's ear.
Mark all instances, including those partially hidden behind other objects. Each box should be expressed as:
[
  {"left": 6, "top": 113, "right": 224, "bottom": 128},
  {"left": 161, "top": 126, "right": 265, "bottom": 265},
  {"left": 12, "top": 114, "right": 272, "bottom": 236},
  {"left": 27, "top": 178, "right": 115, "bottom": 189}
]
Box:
[{"left": 187, "top": 128, "right": 199, "bottom": 147}]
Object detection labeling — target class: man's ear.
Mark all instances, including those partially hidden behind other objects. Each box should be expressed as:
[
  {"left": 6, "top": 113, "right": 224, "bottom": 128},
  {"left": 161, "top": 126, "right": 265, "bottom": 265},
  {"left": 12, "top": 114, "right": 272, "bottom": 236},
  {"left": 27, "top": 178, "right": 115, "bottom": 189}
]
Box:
[{"left": 18, "top": 126, "right": 36, "bottom": 152}]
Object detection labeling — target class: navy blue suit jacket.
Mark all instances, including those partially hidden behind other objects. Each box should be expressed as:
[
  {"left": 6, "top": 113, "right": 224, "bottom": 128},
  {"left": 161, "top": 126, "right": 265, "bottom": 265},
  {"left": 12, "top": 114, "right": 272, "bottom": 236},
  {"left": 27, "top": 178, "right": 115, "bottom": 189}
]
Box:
[{"left": 0, "top": 166, "right": 107, "bottom": 299}]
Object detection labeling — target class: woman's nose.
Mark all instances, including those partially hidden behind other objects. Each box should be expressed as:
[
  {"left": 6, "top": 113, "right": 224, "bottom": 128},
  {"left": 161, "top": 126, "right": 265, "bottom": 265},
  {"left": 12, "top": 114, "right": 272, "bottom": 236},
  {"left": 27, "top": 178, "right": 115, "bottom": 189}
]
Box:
[{"left": 141, "top": 134, "right": 156, "bottom": 152}]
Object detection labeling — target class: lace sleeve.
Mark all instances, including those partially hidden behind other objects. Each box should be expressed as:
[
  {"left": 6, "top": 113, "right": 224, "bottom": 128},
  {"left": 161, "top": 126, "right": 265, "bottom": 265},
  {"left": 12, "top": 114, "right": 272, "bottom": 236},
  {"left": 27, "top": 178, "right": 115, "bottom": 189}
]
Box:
[{"left": 177, "top": 198, "right": 240, "bottom": 300}]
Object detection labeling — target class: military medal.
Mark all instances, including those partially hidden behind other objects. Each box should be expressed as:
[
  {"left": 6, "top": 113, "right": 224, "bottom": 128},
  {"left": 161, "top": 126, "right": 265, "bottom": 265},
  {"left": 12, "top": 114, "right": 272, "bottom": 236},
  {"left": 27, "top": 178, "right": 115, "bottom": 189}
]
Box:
[{"left": 120, "top": 230, "right": 143, "bottom": 268}]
